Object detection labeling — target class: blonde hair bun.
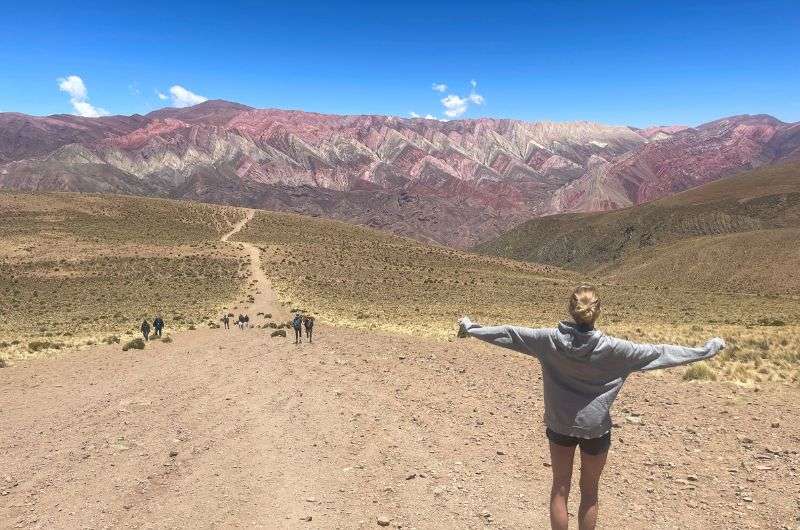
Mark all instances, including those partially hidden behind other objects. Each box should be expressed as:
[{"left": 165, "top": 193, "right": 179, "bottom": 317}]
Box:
[{"left": 569, "top": 285, "right": 601, "bottom": 326}]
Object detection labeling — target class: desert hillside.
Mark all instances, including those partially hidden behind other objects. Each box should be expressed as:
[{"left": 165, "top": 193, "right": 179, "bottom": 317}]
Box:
[
  {"left": 476, "top": 163, "right": 800, "bottom": 295},
  {"left": 2, "top": 191, "right": 798, "bottom": 387},
  {"left": 0, "top": 192, "right": 248, "bottom": 358},
  {"left": 0, "top": 192, "right": 798, "bottom": 530},
  {"left": 0, "top": 192, "right": 797, "bottom": 530}
]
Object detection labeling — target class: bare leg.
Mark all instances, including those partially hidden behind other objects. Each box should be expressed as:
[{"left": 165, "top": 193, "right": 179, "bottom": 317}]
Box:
[
  {"left": 549, "top": 441, "right": 576, "bottom": 530},
  {"left": 578, "top": 449, "right": 608, "bottom": 530}
]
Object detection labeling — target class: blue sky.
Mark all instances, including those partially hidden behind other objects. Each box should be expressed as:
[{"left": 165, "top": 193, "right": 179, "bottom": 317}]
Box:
[{"left": 2, "top": 0, "right": 798, "bottom": 126}]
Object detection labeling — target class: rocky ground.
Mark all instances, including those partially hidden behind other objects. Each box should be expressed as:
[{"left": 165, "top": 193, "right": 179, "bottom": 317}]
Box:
[
  {"left": 1, "top": 321, "right": 798, "bottom": 529},
  {"left": 1, "top": 212, "right": 798, "bottom": 529}
]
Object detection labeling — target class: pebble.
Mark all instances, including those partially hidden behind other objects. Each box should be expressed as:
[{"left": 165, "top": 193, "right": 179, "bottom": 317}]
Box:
[
  {"left": 300, "top": 515, "right": 312, "bottom": 522},
  {"left": 496, "top": 450, "right": 506, "bottom": 456},
  {"left": 169, "top": 451, "right": 178, "bottom": 457},
  {"left": 377, "top": 515, "right": 391, "bottom": 526},
  {"left": 406, "top": 473, "right": 417, "bottom": 480},
  {"left": 625, "top": 416, "right": 643, "bottom": 425},
  {"left": 771, "top": 421, "right": 780, "bottom": 428}
]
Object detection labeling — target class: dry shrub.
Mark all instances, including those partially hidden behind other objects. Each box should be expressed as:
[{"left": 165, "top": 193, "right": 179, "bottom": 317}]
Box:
[
  {"left": 683, "top": 362, "right": 717, "bottom": 381},
  {"left": 121, "top": 338, "right": 146, "bottom": 351}
]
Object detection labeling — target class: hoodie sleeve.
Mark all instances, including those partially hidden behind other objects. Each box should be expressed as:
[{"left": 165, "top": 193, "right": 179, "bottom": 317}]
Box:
[
  {"left": 609, "top": 336, "right": 725, "bottom": 372},
  {"left": 459, "top": 317, "right": 548, "bottom": 358}
]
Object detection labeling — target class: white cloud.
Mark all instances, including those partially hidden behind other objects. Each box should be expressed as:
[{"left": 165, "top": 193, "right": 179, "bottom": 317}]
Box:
[
  {"left": 410, "top": 111, "right": 421, "bottom": 118},
  {"left": 432, "top": 83, "right": 448, "bottom": 93},
  {"left": 439, "top": 80, "right": 485, "bottom": 118},
  {"left": 441, "top": 94, "right": 469, "bottom": 118},
  {"left": 168, "top": 85, "right": 207, "bottom": 107},
  {"left": 58, "top": 75, "right": 87, "bottom": 99},
  {"left": 57, "top": 75, "right": 109, "bottom": 117},
  {"left": 157, "top": 91, "right": 168, "bottom": 100}
]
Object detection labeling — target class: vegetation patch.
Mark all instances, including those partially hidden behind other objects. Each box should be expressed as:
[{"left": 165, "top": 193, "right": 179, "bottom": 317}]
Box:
[{"left": 121, "top": 338, "right": 146, "bottom": 351}]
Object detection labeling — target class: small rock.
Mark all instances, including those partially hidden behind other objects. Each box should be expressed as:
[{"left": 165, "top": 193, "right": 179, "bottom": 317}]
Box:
[
  {"left": 405, "top": 473, "right": 417, "bottom": 480},
  {"left": 123, "top": 504, "right": 132, "bottom": 510},
  {"left": 765, "top": 446, "right": 783, "bottom": 454},
  {"left": 305, "top": 497, "right": 316, "bottom": 503},
  {"left": 300, "top": 515, "right": 312, "bottom": 522},
  {"left": 771, "top": 421, "right": 780, "bottom": 428},
  {"left": 377, "top": 515, "right": 391, "bottom": 526},
  {"left": 738, "top": 436, "right": 754, "bottom": 445},
  {"left": 169, "top": 450, "right": 178, "bottom": 457},
  {"left": 496, "top": 450, "right": 506, "bottom": 456},
  {"left": 686, "top": 475, "right": 698, "bottom": 482},
  {"left": 625, "top": 416, "right": 643, "bottom": 425}
]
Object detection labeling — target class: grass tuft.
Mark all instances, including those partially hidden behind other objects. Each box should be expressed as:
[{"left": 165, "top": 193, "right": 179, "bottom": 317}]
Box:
[
  {"left": 683, "top": 362, "right": 717, "bottom": 382},
  {"left": 121, "top": 338, "right": 146, "bottom": 351}
]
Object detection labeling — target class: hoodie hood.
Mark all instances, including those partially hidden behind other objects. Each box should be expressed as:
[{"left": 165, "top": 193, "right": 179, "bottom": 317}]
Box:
[{"left": 554, "top": 321, "right": 603, "bottom": 358}]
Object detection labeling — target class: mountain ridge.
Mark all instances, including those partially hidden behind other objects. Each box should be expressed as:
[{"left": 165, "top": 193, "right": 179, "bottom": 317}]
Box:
[{"left": 1, "top": 100, "right": 797, "bottom": 246}]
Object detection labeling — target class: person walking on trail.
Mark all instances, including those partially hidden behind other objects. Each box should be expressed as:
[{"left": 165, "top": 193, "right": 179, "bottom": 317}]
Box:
[
  {"left": 237, "top": 314, "right": 245, "bottom": 330},
  {"left": 243, "top": 314, "right": 250, "bottom": 329},
  {"left": 140, "top": 319, "right": 151, "bottom": 341},
  {"left": 153, "top": 316, "right": 164, "bottom": 338},
  {"left": 303, "top": 315, "right": 315, "bottom": 343},
  {"left": 458, "top": 285, "right": 725, "bottom": 530},
  {"left": 222, "top": 314, "right": 230, "bottom": 330},
  {"left": 292, "top": 314, "right": 303, "bottom": 344}
]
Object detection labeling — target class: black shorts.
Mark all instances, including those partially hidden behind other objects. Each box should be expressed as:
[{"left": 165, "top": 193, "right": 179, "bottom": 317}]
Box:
[{"left": 546, "top": 428, "right": 611, "bottom": 455}]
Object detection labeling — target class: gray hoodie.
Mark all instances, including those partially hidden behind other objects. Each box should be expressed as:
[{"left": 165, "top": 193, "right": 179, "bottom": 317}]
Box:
[{"left": 460, "top": 317, "right": 725, "bottom": 439}]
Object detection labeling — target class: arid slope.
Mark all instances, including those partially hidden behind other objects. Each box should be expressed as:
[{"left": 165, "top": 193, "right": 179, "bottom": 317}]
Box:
[{"left": 477, "top": 163, "right": 800, "bottom": 295}]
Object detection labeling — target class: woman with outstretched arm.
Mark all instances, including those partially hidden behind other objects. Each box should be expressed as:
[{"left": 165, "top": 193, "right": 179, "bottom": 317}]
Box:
[{"left": 458, "top": 285, "right": 725, "bottom": 530}]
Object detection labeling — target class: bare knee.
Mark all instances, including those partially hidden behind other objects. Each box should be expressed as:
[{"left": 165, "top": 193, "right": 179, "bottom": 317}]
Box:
[{"left": 551, "top": 479, "right": 571, "bottom": 499}]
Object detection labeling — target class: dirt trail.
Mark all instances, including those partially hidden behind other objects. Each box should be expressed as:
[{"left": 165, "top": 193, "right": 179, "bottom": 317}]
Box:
[
  {"left": 224, "top": 209, "right": 285, "bottom": 320},
  {"left": 1, "top": 213, "right": 798, "bottom": 529}
]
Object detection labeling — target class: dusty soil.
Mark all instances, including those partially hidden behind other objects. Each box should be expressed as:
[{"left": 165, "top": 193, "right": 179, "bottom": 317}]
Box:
[{"left": 1, "top": 213, "right": 799, "bottom": 529}]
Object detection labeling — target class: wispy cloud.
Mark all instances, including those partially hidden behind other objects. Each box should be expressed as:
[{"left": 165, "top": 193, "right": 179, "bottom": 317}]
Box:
[
  {"left": 166, "top": 85, "right": 207, "bottom": 108},
  {"left": 156, "top": 90, "right": 168, "bottom": 100},
  {"left": 409, "top": 111, "right": 444, "bottom": 121},
  {"left": 432, "top": 83, "right": 448, "bottom": 93},
  {"left": 57, "top": 75, "right": 109, "bottom": 117}
]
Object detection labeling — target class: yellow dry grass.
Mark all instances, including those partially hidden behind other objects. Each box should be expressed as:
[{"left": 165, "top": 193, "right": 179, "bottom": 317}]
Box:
[
  {"left": 1, "top": 192, "right": 797, "bottom": 387},
  {"left": 0, "top": 192, "right": 248, "bottom": 360},
  {"left": 235, "top": 210, "right": 800, "bottom": 386}
]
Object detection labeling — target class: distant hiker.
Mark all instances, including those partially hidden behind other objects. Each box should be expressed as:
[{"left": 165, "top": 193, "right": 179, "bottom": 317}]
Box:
[
  {"left": 140, "top": 319, "right": 151, "bottom": 341},
  {"left": 222, "top": 314, "right": 230, "bottom": 330},
  {"left": 238, "top": 314, "right": 245, "bottom": 330},
  {"left": 458, "top": 285, "right": 725, "bottom": 530},
  {"left": 303, "top": 315, "right": 314, "bottom": 343},
  {"left": 153, "top": 316, "right": 164, "bottom": 338},
  {"left": 244, "top": 314, "right": 250, "bottom": 328},
  {"left": 292, "top": 314, "right": 303, "bottom": 344}
]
